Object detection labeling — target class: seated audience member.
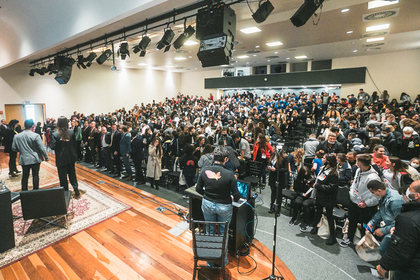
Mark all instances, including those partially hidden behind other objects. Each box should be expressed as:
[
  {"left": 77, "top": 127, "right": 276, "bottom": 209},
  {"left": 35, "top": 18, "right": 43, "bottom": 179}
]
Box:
[
  {"left": 366, "top": 180, "right": 405, "bottom": 256},
  {"left": 383, "top": 156, "right": 414, "bottom": 191},
  {"left": 380, "top": 125, "right": 398, "bottom": 156},
  {"left": 290, "top": 166, "right": 315, "bottom": 229},
  {"left": 371, "top": 144, "right": 388, "bottom": 169},
  {"left": 330, "top": 126, "right": 347, "bottom": 153},
  {"left": 410, "top": 157, "right": 420, "bottom": 173},
  {"left": 340, "top": 154, "right": 380, "bottom": 248},
  {"left": 315, "top": 133, "right": 345, "bottom": 154},
  {"left": 344, "top": 120, "right": 369, "bottom": 144},
  {"left": 337, "top": 153, "right": 352, "bottom": 187},
  {"left": 376, "top": 181, "right": 420, "bottom": 280},
  {"left": 312, "top": 150, "right": 325, "bottom": 175},
  {"left": 303, "top": 134, "right": 319, "bottom": 158},
  {"left": 399, "top": 126, "right": 420, "bottom": 161},
  {"left": 348, "top": 132, "right": 364, "bottom": 153}
]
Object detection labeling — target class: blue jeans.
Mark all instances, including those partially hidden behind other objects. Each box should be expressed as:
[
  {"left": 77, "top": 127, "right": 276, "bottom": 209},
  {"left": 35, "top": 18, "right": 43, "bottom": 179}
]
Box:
[
  {"left": 379, "top": 233, "right": 391, "bottom": 256},
  {"left": 201, "top": 198, "right": 232, "bottom": 265},
  {"left": 122, "top": 154, "right": 133, "bottom": 175}
]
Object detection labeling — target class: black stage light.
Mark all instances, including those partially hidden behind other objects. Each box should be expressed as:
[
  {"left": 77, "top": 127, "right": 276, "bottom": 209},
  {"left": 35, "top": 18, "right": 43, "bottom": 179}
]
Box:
[
  {"left": 77, "top": 55, "right": 87, "bottom": 69},
  {"left": 252, "top": 0, "right": 274, "bottom": 23},
  {"left": 173, "top": 25, "right": 195, "bottom": 49},
  {"left": 140, "top": 50, "right": 146, "bottom": 57},
  {"left": 47, "top": 63, "right": 54, "bottom": 75},
  {"left": 133, "top": 36, "right": 151, "bottom": 57},
  {"left": 157, "top": 29, "right": 175, "bottom": 50},
  {"left": 55, "top": 57, "right": 75, "bottom": 84},
  {"left": 37, "top": 67, "right": 47, "bottom": 75},
  {"left": 118, "top": 42, "right": 130, "bottom": 60},
  {"left": 96, "top": 49, "right": 113, "bottom": 65},
  {"left": 133, "top": 45, "right": 141, "bottom": 54},
  {"left": 29, "top": 69, "right": 35, "bottom": 76},
  {"left": 291, "top": 0, "right": 325, "bottom": 27},
  {"left": 164, "top": 45, "right": 171, "bottom": 53},
  {"left": 86, "top": 52, "right": 97, "bottom": 67}
]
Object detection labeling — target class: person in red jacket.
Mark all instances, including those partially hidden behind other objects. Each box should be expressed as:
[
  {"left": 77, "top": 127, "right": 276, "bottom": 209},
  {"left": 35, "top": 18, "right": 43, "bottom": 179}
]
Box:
[{"left": 252, "top": 133, "right": 273, "bottom": 187}]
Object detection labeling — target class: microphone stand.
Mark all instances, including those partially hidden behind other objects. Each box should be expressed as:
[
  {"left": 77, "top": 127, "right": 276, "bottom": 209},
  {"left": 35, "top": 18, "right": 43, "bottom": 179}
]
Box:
[{"left": 263, "top": 149, "right": 284, "bottom": 280}]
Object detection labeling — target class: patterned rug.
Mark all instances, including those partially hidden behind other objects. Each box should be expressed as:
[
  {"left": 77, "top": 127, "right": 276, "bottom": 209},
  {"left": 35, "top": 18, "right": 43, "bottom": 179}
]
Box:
[
  {"left": 0, "top": 161, "right": 60, "bottom": 192},
  {"left": 0, "top": 180, "right": 131, "bottom": 268}
]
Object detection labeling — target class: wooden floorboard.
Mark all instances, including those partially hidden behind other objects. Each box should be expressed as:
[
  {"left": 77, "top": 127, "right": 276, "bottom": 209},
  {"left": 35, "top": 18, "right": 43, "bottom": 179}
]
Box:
[{"left": 0, "top": 152, "right": 296, "bottom": 280}]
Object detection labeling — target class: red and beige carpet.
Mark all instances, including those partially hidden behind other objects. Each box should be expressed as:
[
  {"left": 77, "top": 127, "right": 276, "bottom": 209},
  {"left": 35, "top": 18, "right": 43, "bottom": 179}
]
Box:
[{"left": 0, "top": 180, "right": 131, "bottom": 269}]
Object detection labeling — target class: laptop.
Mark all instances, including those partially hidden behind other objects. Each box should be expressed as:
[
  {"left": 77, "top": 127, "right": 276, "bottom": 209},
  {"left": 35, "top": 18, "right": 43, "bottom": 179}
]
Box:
[{"left": 232, "top": 180, "right": 250, "bottom": 207}]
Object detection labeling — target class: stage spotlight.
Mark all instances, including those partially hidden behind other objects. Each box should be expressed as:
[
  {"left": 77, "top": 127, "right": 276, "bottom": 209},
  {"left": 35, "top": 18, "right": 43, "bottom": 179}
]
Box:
[
  {"left": 85, "top": 52, "right": 97, "bottom": 67},
  {"left": 36, "top": 66, "right": 47, "bottom": 75},
  {"left": 156, "top": 29, "right": 175, "bottom": 50},
  {"left": 96, "top": 49, "right": 113, "bottom": 65},
  {"left": 173, "top": 25, "right": 195, "bottom": 49},
  {"left": 118, "top": 42, "right": 130, "bottom": 60},
  {"left": 291, "top": 0, "right": 325, "bottom": 27},
  {"left": 252, "top": 0, "right": 274, "bottom": 23},
  {"left": 29, "top": 69, "right": 35, "bottom": 76},
  {"left": 133, "top": 36, "right": 151, "bottom": 57},
  {"left": 47, "top": 63, "right": 54, "bottom": 75},
  {"left": 164, "top": 45, "right": 171, "bottom": 53},
  {"left": 77, "top": 55, "right": 87, "bottom": 69},
  {"left": 55, "top": 57, "right": 75, "bottom": 84}
]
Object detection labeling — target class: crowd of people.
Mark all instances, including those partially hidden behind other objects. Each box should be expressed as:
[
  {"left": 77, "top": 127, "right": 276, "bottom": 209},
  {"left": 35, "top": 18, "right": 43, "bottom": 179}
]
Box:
[{"left": 1, "top": 88, "right": 420, "bottom": 279}]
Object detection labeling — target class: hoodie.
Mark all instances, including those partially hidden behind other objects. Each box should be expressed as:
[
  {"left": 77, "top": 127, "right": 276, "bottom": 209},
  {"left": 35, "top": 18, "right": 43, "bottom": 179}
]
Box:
[
  {"left": 350, "top": 166, "right": 380, "bottom": 206},
  {"left": 303, "top": 137, "right": 319, "bottom": 157}
]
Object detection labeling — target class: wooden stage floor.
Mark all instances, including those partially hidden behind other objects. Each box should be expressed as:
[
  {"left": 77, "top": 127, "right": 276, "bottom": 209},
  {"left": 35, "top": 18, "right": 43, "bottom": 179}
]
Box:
[{"left": 0, "top": 151, "right": 295, "bottom": 280}]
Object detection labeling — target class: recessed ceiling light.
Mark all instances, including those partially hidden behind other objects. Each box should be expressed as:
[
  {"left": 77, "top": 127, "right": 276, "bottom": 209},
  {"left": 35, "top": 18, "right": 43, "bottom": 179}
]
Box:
[
  {"left": 240, "top": 27, "right": 262, "bottom": 34},
  {"left": 266, "top": 41, "right": 283, "bottom": 47},
  {"left": 246, "top": 62, "right": 250, "bottom": 64},
  {"left": 366, "top": 37, "right": 385, "bottom": 42},
  {"left": 189, "top": 56, "right": 192, "bottom": 58},
  {"left": 368, "top": 0, "right": 398, "bottom": 10},
  {"left": 268, "top": 60, "right": 271, "bottom": 62},
  {"left": 353, "top": 50, "right": 358, "bottom": 53},
  {"left": 286, "top": 57, "right": 290, "bottom": 60},
  {"left": 165, "top": 65, "right": 174, "bottom": 68},
  {"left": 137, "top": 63, "right": 147, "bottom": 66},
  {"left": 347, "top": 31, "right": 353, "bottom": 34},
  {"left": 295, "top": 55, "right": 307, "bottom": 59},
  {"left": 253, "top": 54, "right": 257, "bottom": 57},
  {"left": 237, "top": 55, "right": 249, "bottom": 59},
  {"left": 366, "top": 24, "right": 390, "bottom": 32},
  {"left": 274, "top": 51, "right": 278, "bottom": 54},
  {"left": 341, "top": 8, "right": 349, "bottom": 13},
  {"left": 184, "top": 40, "right": 199, "bottom": 46},
  {"left": 174, "top": 57, "right": 187, "bottom": 60},
  {"left": 256, "top": 46, "right": 260, "bottom": 48}
]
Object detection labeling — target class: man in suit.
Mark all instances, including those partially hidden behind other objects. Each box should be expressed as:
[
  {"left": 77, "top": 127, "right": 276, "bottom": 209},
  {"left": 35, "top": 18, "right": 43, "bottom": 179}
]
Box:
[
  {"left": 131, "top": 129, "right": 145, "bottom": 183},
  {"left": 100, "top": 126, "right": 111, "bottom": 170},
  {"left": 88, "top": 121, "right": 98, "bottom": 165},
  {"left": 0, "top": 119, "right": 7, "bottom": 146},
  {"left": 109, "top": 123, "right": 122, "bottom": 177},
  {"left": 82, "top": 122, "right": 91, "bottom": 163},
  {"left": 12, "top": 119, "right": 49, "bottom": 191},
  {"left": 120, "top": 126, "right": 133, "bottom": 181}
]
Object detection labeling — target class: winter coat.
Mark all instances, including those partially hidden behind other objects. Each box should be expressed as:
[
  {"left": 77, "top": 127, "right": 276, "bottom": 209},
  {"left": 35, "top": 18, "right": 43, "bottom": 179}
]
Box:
[
  {"left": 198, "top": 153, "right": 213, "bottom": 169},
  {"left": 303, "top": 137, "right": 319, "bottom": 157},
  {"left": 146, "top": 145, "right": 162, "bottom": 180},
  {"left": 314, "top": 166, "right": 339, "bottom": 208},
  {"left": 337, "top": 161, "right": 352, "bottom": 186}
]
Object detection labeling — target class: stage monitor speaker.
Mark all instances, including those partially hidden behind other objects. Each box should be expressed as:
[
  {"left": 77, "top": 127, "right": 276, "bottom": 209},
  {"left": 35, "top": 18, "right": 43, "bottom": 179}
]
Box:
[
  {"left": 252, "top": 0, "right": 274, "bottom": 23},
  {"left": 290, "top": 0, "right": 325, "bottom": 27},
  {"left": 0, "top": 188, "right": 15, "bottom": 253},
  {"left": 196, "top": 4, "right": 236, "bottom": 40}
]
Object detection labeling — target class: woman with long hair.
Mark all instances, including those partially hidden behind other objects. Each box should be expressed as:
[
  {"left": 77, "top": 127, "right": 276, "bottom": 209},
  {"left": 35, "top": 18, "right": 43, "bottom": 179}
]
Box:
[
  {"left": 50, "top": 116, "right": 80, "bottom": 197},
  {"left": 310, "top": 154, "right": 339, "bottom": 245},
  {"left": 4, "top": 119, "right": 20, "bottom": 177},
  {"left": 198, "top": 144, "right": 213, "bottom": 169},
  {"left": 252, "top": 133, "right": 273, "bottom": 187},
  {"left": 289, "top": 148, "right": 305, "bottom": 185},
  {"left": 267, "top": 147, "right": 289, "bottom": 213},
  {"left": 290, "top": 166, "right": 315, "bottom": 228},
  {"left": 383, "top": 156, "right": 413, "bottom": 190},
  {"left": 146, "top": 138, "right": 163, "bottom": 189}
]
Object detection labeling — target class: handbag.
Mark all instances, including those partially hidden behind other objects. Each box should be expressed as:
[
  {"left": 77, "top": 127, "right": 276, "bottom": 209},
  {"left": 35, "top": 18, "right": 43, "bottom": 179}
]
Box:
[
  {"left": 355, "top": 231, "right": 381, "bottom": 262},
  {"left": 317, "top": 215, "right": 335, "bottom": 240},
  {"left": 179, "top": 170, "right": 186, "bottom": 186}
]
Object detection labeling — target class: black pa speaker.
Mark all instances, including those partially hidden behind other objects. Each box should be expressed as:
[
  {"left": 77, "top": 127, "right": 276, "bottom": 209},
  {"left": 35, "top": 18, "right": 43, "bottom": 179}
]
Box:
[
  {"left": 196, "top": 4, "right": 236, "bottom": 40},
  {"left": 252, "top": 0, "right": 274, "bottom": 23},
  {"left": 0, "top": 189, "right": 15, "bottom": 253},
  {"left": 290, "top": 0, "right": 325, "bottom": 27}
]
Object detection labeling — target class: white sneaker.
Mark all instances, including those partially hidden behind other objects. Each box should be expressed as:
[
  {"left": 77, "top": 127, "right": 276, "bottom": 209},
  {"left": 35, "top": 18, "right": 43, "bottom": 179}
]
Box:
[{"left": 339, "top": 239, "right": 352, "bottom": 248}]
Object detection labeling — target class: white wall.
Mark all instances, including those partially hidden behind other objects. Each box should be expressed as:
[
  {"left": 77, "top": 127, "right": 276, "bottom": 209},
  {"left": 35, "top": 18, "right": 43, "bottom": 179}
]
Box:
[
  {"left": 180, "top": 69, "right": 221, "bottom": 99},
  {"left": 332, "top": 49, "right": 420, "bottom": 100},
  {"left": 0, "top": 63, "right": 181, "bottom": 119}
]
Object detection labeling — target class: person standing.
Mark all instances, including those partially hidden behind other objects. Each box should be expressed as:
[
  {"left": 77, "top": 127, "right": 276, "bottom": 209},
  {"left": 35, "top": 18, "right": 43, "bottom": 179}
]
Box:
[
  {"left": 73, "top": 120, "right": 83, "bottom": 160},
  {"left": 109, "top": 123, "right": 122, "bottom": 177},
  {"left": 12, "top": 119, "right": 49, "bottom": 191},
  {"left": 267, "top": 148, "right": 289, "bottom": 214},
  {"left": 3, "top": 119, "right": 20, "bottom": 177},
  {"left": 146, "top": 138, "right": 162, "bottom": 189},
  {"left": 195, "top": 146, "right": 241, "bottom": 266},
  {"left": 88, "top": 121, "right": 98, "bottom": 165},
  {"left": 130, "top": 129, "right": 145, "bottom": 184},
  {"left": 50, "top": 117, "right": 80, "bottom": 197},
  {"left": 120, "top": 126, "right": 133, "bottom": 181},
  {"left": 376, "top": 180, "right": 420, "bottom": 280}
]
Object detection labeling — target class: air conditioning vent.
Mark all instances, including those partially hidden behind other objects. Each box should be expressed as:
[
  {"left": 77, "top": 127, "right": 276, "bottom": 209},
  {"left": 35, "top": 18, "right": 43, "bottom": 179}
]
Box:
[
  {"left": 266, "top": 55, "right": 279, "bottom": 59},
  {"left": 362, "top": 31, "right": 389, "bottom": 38},
  {"left": 363, "top": 9, "right": 399, "bottom": 22},
  {"left": 365, "top": 48, "right": 381, "bottom": 51},
  {"left": 288, "top": 48, "right": 296, "bottom": 52},
  {"left": 278, "top": 61, "right": 288, "bottom": 64},
  {"left": 246, "top": 50, "right": 262, "bottom": 54},
  {"left": 364, "top": 43, "right": 385, "bottom": 48},
  {"left": 174, "top": 50, "right": 190, "bottom": 54},
  {"left": 176, "top": 67, "right": 184, "bottom": 69}
]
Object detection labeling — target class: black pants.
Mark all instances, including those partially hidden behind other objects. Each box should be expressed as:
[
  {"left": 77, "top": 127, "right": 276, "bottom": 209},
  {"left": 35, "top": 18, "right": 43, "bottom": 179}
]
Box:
[
  {"left": 8, "top": 152, "right": 18, "bottom": 173},
  {"left": 133, "top": 160, "right": 144, "bottom": 182},
  {"left": 76, "top": 140, "right": 82, "bottom": 160},
  {"left": 292, "top": 196, "right": 315, "bottom": 225},
  {"left": 57, "top": 162, "right": 79, "bottom": 196},
  {"left": 113, "top": 152, "right": 122, "bottom": 175},
  {"left": 21, "top": 163, "right": 40, "bottom": 191},
  {"left": 314, "top": 204, "right": 335, "bottom": 238},
  {"left": 84, "top": 145, "right": 91, "bottom": 163},
  {"left": 184, "top": 171, "right": 196, "bottom": 188},
  {"left": 104, "top": 147, "right": 114, "bottom": 172},
  {"left": 347, "top": 202, "right": 377, "bottom": 242}
]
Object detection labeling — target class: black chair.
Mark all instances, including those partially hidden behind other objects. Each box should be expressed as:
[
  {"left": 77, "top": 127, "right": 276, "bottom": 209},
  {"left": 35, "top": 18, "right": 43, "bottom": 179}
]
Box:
[
  {"left": 303, "top": 156, "right": 315, "bottom": 168},
  {"left": 281, "top": 189, "right": 298, "bottom": 216},
  {"left": 243, "top": 160, "right": 263, "bottom": 193},
  {"left": 237, "top": 159, "right": 247, "bottom": 179},
  {"left": 20, "top": 187, "right": 73, "bottom": 234},
  {"left": 11, "top": 191, "right": 21, "bottom": 219},
  {"left": 192, "top": 220, "right": 228, "bottom": 280},
  {"left": 333, "top": 185, "right": 351, "bottom": 230}
]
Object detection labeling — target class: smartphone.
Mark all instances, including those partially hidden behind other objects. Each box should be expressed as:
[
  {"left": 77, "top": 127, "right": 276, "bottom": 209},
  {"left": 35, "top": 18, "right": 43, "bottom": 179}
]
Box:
[{"left": 363, "top": 223, "right": 373, "bottom": 233}]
